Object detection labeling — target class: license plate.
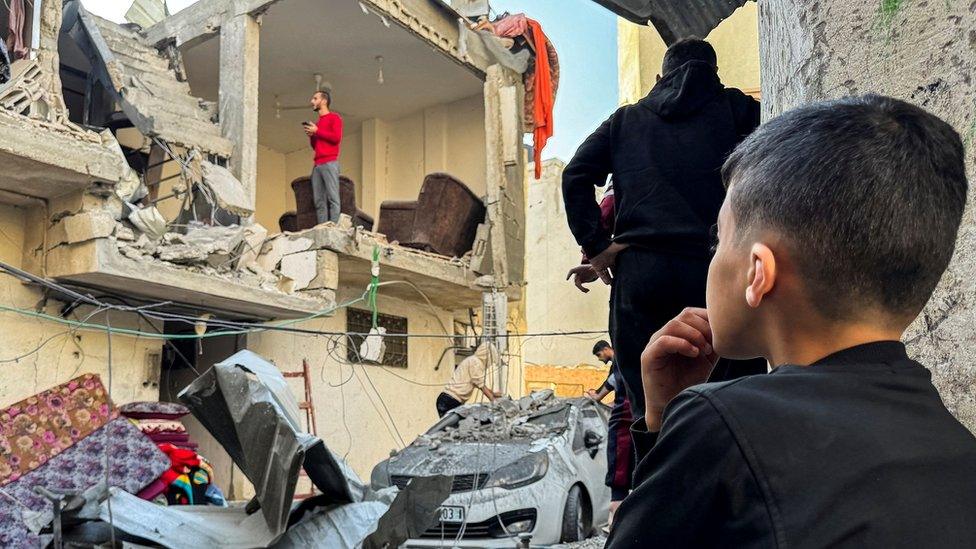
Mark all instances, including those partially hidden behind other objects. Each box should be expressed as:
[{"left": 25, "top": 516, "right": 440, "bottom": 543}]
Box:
[{"left": 438, "top": 505, "right": 465, "bottom": 523}]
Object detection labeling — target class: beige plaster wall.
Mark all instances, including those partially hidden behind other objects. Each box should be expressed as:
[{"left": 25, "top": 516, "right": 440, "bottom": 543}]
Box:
[
  {"left": 0, "top": 203, "right": 163, "bottom": 408},
  {"left": 522, "top": 160, "right": 610, "bottom": 369}
]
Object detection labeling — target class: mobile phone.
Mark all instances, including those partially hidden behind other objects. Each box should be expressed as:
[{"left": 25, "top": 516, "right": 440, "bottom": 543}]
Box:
[{"left": 302, "top": 121, "right": 313, "bottom": 127}]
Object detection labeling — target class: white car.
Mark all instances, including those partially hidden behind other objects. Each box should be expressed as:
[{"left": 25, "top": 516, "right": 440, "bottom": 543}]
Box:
[{"left": 370, "top": 393, "right": 611, "bottom": 547}]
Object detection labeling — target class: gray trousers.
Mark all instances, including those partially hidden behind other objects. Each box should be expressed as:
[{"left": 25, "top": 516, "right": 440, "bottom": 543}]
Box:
[{"left": 310, "top": 161, "right": 341, "bottom": 224}]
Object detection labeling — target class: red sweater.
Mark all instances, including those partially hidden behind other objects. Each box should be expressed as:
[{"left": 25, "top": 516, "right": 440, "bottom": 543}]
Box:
[{"left": 310, "top": 112, "right": 342, "bottom": 165}]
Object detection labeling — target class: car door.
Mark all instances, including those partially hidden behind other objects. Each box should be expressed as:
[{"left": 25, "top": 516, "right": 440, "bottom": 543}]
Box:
[{"left": 571, "top": 401, "right": 613, "bottom": 525}]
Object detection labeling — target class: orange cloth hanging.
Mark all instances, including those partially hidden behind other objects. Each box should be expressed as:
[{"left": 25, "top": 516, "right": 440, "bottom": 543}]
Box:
[{"left": 526, "top": 19, "right": 554, "bottom": 180}]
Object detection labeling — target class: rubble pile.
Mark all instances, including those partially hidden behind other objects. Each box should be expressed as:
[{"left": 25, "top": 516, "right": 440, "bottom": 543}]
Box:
[
  {"left": 418, "top": 390, "right": 569, "bottom": 445},
  {"left": 114, "top": 222, "right": 282, "bottom": 291},
  {"left": 109, "top": 213, "right": 344, "bottom": 297}
]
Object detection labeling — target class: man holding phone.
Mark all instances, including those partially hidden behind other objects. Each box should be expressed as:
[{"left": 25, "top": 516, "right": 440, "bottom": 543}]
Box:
[{"left": 304, "top": 90, "right": 343, "bottom": 224}]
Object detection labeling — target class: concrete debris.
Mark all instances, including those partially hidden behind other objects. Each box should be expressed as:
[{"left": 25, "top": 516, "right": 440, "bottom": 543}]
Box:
[
  {"left": 235, "top": 223, "right": 268, "bottom": 269},
  {"left": 127, "top": 204, "right": 167, "bottom": 238},
  {"left": 418, "top": 390, "right": 566, "bottom": 444},
  {"left": 50, "top": 209, "right": 117, "bottom": 245},
  {"left": 113, "top": 223, "right": 136, "bottom": 241},
  {"left": 279, "top": 250, "right": 317, "bottom": 291},
  {"left": 257, "top": 234, "right": 315, "bottom": 272},
  {"left": 201, "top": 160, "right": 255, "bottom": 216}
]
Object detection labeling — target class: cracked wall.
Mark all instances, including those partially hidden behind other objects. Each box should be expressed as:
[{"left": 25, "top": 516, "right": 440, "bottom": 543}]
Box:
[{"left": 759, "top": 0, "right": 976, "bottom": 430}]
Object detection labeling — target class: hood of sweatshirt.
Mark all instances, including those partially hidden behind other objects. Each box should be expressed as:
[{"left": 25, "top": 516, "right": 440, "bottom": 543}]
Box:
[{"left": 640, "top": 60, "right": 724, "bottom": 120}]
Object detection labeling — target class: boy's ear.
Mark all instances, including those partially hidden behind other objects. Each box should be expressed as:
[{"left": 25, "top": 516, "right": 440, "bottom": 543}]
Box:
[{"left": 745, "top": 243, "right": 777, "bottom": 308}]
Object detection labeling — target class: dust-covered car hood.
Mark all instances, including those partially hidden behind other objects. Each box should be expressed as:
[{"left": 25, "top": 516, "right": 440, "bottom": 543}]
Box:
[
  {"left": 387, "top": 441, "right": 535, "bottom": 477},
  {"left": 374, "top": 391, "right": 589, "bottom": 483}
]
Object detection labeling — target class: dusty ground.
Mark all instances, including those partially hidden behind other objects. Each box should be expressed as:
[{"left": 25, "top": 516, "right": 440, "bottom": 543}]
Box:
[{"left": 553, "top": 534, "right": 607, "bottom": 548}]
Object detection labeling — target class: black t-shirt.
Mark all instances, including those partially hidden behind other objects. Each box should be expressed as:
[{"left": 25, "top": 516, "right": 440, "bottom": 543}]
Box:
[{"left": 608, "top": 342, "right": 976, "bottom": 548}]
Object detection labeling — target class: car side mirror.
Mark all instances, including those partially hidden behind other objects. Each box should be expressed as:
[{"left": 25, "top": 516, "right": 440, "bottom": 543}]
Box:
[{"left": 584, "top": 430, "right": 603, "bottom": 458}]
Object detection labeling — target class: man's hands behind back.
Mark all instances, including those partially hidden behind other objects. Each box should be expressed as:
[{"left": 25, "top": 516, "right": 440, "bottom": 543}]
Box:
[{"left": 642, "top": 308, "right": 719, "bottom": 432}]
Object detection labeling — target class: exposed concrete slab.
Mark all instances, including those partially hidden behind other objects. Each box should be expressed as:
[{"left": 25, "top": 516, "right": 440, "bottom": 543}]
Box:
[
  {"left": 46, "top": 238, "right": 335, "bottom": 319},
  {"left": 285, "top": 225, "right": 483, "bottom": 309},
  {"left": 48, "top": 210, "right": 117, "bottom": 246},
  {"left": 146, "top": 0, "right": 489, "bottom": 77},
  {"left": 360, "top": 0, "right": 493, "bottom": 76},
  {"left": 0, "top": 112, "right": 124, "bottom": 201},
  {"left": 144, "top": 0, "right": 282, "bottom": 49}
]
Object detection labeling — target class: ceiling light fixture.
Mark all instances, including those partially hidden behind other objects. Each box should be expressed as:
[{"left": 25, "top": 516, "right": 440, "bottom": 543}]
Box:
[{"left": 376, "top": 56, "right": 385, "bottom": 85}]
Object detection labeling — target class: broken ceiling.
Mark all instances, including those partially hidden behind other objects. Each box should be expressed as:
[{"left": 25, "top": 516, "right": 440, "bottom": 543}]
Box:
[
  {"left": 62, "top": 1, "right": 234, "bottom": 157},
  {"left": 591, "top": 0, "right": 751, "bottom": 45}
]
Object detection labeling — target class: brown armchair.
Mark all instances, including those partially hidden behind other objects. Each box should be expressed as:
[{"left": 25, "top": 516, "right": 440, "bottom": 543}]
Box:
[
  {"left": 279, "top": 176, "right": 374, "bottom": 232},
  {"left": 377, "top": 173, "right": 486, "bottom": 258}
]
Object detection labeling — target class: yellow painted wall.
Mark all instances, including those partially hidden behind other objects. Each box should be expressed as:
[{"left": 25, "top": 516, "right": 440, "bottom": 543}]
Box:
[
  {"left": 524, "top": 363, "right": 612, "bottom": 405},
  {"left": 0, "top": 202, "right": 164, "bottom": 408},
  {"left": 255, "top": 144, "right": 287, "bottom": 230},
  {"left": 617, "top": 3, "right": 760, "bottom": 105},
  {"left": 523, "top": 159, "right": 610, "bottom": 368}
]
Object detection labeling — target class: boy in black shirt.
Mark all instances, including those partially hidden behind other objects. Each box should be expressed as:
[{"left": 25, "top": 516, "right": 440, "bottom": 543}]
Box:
[{"left": 608, "top": 95, "right": 976, "bottom": 548}]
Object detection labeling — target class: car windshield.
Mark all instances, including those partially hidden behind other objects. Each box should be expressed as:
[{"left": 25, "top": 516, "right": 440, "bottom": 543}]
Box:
[{"left": 525, "top": 405, "right": 570, "bottom": 430}]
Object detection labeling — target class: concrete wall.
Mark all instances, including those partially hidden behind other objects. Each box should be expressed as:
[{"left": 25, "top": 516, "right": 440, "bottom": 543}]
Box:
[
  {"left": 523, "top": 160, "right": 610, "bottom": 369},
  {"left": 617, "top": 3, "right": 761, "bottom": 105},
  {"left": 758, "top": 0, "right": 976, "bottom": 430},
  {"left": 0, "top": 202, "right": 163, "bottom": 408}
]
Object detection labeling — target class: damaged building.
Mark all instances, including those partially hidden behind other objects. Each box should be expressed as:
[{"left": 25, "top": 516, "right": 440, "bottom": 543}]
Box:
[{"left": 0, "top": 0, "right": 538, "bottom": 509}]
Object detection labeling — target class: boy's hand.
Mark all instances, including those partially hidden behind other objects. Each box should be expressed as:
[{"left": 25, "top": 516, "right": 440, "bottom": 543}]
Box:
[
  {"left": 566, "top": 265, "right": 599, "bottom": 292},
  {"left": 641, "top": 308, "right": 719, "bottom": 432},
  {"left": 304, "top": 123, "right": 317, "bottom": 136},
  {"left": 585, "top": 388, "right": 599, "bottom": 399}
]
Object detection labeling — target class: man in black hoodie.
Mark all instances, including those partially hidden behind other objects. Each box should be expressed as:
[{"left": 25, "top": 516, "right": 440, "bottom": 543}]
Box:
[{"left": 562, "top": 38, "right": 764, "bottom": 416}]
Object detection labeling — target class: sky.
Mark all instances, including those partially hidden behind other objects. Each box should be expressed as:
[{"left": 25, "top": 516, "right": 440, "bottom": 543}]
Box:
[{"left": 81, "top": 0, "right": 618, "bottom": 162}]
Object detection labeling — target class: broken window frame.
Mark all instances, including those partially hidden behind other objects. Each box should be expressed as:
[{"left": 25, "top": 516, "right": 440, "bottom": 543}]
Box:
[{"left": 346, "top": 308, "right": 408, "bottom": 368}]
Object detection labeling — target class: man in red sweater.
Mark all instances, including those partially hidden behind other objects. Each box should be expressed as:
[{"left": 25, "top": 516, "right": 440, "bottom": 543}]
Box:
[{"left": 303, "top": 90, "right": 343, "bottom": 224}]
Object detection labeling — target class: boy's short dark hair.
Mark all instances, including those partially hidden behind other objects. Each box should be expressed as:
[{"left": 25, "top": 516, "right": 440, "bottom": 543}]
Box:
[
  {"left": 662, "top": 38, "right": 717, "bottom": 75},
  {"left": 593, "top": 340, "right": 611, "bottom": 355},
  {"left": 723, "top": 94, "right": 967, "bottom": 320}
]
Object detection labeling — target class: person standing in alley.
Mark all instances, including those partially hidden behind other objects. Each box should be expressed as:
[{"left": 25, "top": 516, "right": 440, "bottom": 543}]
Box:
[
  {"left": 436, "top": 343, "right": 505, "bottom": 417},
  {"left": 585, "top": 340, "right": 633, "bottom": 531},
  {"left": 562, "top": 38, "right": 765, "bottom": 417},
  {"left": 304, "top": 90, "right": 343, "bottom": 224}
]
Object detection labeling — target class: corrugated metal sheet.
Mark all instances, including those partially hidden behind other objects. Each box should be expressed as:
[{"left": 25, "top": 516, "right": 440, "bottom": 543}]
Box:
[
  {"left": 65, "top": 2, "right": 233, "bottom": 157},
  {"left": 591, "top": 0, "right": 752, "bottom": 45}
]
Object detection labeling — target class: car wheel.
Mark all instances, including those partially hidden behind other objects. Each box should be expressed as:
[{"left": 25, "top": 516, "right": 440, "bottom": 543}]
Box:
[{"left": 560, "top": 484, "right": 592, "bottom": 542}]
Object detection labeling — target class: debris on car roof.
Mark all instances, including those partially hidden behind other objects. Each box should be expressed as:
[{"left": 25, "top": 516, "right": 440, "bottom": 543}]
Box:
[{"left": 416, "top": 390, "right": 578, "bottom": 445}]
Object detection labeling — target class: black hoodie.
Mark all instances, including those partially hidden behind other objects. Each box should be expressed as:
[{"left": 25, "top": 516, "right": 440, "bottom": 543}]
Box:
[{"left": 562, "top": 60, "right": 760, "bottom": 258}]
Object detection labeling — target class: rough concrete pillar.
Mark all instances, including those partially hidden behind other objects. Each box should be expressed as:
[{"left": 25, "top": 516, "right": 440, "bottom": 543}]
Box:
[
  {"left": 483, "top": 64, "right": 526, "bottom": 289},
  {"left": 219, "top": 13, "right": 260, "bottom": 204},
  {"left": 759, "top": 0, "right": 976, "bottom": 431}
]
